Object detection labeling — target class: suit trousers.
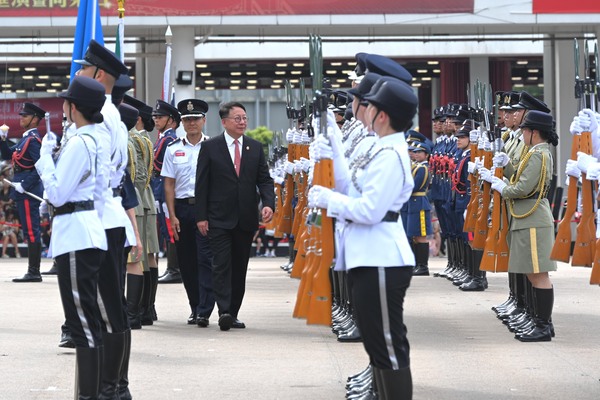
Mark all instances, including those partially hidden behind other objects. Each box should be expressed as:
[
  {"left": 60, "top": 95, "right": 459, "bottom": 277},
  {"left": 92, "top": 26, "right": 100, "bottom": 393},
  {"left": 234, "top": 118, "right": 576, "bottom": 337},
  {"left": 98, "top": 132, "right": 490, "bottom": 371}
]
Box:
[
  {"left": 348, "top": 266, "right": 412, "bottom": 370},
  {"left": 208, "top": 226, "right": 254, "bottom": 318},
  {"left": 56, "top": 248, "right": 105, "bottom": 348},
  {"left": 174, "top": 202, "right": 215, "bottom": 317},
  {"left": 16, "top": 197, "right": 41, "bottom": 243}
]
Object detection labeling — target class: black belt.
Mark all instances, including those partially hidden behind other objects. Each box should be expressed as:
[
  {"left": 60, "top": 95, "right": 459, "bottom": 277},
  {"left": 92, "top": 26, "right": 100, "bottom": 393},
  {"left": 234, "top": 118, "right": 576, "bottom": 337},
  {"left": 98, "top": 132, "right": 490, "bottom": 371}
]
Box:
[
  {"left": 13, "top": 165, "right": 33, "bottom": 174},
  {"left": 175, "top": 197, "right": 196, "bottom": 205},
  {"left": 112, "top": 188, "right": 121, "bottom": 197},
  {"left": 53, "top": 200, "right": 95, "bottom": 216},
  {"left": 348, "top": 211, "right": 399, "bottom": 224}
]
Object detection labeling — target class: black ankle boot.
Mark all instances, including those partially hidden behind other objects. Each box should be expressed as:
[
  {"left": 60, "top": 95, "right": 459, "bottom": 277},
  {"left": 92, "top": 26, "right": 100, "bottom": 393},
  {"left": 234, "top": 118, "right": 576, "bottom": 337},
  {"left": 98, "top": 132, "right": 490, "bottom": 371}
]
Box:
[
  {"left": 13, "top": 242, "right": 42, "bottom": 282},
  {"left": 412, "top": 242, "right": 430, "bottom": 276}
]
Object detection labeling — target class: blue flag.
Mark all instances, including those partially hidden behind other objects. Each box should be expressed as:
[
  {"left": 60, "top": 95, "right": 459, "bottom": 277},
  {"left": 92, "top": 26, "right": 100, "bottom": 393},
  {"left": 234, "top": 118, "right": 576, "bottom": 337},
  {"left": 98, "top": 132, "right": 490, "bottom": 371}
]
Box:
[{"left": 70, "top": 0, "right": 104, "bottom": 81}]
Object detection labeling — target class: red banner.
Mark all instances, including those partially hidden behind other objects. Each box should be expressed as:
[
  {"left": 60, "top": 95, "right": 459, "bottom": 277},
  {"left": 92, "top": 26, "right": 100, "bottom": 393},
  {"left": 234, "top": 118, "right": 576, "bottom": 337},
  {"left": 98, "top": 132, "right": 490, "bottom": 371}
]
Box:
[
  {"left": 533, "top": 0, "right": 600, "bottom": 13},
  {"left": 0, "top": 98, "right": 65, "bottom": 139},
  {"left": 0, "top": 0, "right": 473, "bottom": 17}
]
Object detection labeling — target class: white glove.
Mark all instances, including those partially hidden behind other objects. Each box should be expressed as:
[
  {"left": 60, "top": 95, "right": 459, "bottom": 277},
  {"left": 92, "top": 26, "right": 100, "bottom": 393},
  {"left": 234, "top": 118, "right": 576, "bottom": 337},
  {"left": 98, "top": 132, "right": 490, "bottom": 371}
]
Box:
[
  {"left": 491, "top": 176, "right": 507, "bottom": 194},
  {"left": 579, "top": 109, "right": 599, "bottom": 133},
  {"left": 13, "top": 182, "right": 24, "bottom": 193},
  {"left": 310, "top": 135, "right": 334, "bottom": 161},
  {"left": 478, "top": 167, "right": 494, "bottom": 183},
  {"left": 586, "top": 162, "right": 600, "bottom": 180},
  {"left": 274, "top": 176, "right": 284, "bottom": 185},
  {"left": 492, "top": 152, "right": 510, "bottom": 168},
  {"left": 565, "top": 159, "right": 581, "bottom": 178},
  {"left": 293, "top": 128, "right": 303, "bottom": 143},
  {"left": 570, "top": 116, "right": 583, "bottom": 136},
  {"left": 576, "top": 152, "right": 598, "bottom": 174},
  {"left": 293, "top": 160, "right": 303, "bottom": 174},
  {"left": 284, "top": 160, "right": 295, "bottom": 175},
  {"left": 483, "top": 137, "right": 492, "bottom": 152},
  {"left": 155, "top": 200, "right": 160, "bottom": 214},
  {"left": 39, "top": 200, "right": 48, "bottom": 215},
  {"left": 307, "top": 185, "right": 333, "bottom": 209},
  {"left": 469, "top": 129, "right": 479, "bottom": 143},
  {"left": 467, "top": 161, "right": 476, "bottom": 174},
  {"left": 286, "top": 128, "right": 295, "bottom": 143},
  {"left": 162, "top": 202, "right": 169, "bottom": 219},
  {"left": 307, "top": 162, "right": 314, "bottom": 186},
  {"left": 0, "top": 124, "right": 8, "bottom": 140},
  {"left": 326, "top": 110, "right": 343, "bottom": 141},
  {"left": 40, "top": 131, "right": 57, "bottom": 157},
  {"left": 300, "top": 157, "right": 311, "bottom": 173}
]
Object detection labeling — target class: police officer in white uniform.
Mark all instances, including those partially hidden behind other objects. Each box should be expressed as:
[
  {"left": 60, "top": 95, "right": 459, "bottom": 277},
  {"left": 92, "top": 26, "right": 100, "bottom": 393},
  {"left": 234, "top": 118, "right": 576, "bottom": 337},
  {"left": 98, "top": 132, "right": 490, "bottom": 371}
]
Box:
[
  {"left": 36, "top": 75, "right": 108, "bottom": 400},
  {"left": 309, "top": 77, "right": 418, "bottom": 400},
  {"left": 162, "top": 99, "right": 214, "bottom": 327}
]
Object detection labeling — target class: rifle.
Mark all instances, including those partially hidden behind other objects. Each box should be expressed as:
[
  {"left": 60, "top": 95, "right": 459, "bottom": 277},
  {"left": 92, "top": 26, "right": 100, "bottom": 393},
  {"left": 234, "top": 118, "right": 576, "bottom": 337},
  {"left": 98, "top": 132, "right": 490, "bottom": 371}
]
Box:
[
  {"left": 276, "top": 81, "right": 296, "bottom": 235},
  {"left": 463, "top": 82, "right": 480, "bottom": 233},
  {"left": 571, "top": 39, "right": 595, "bottom": 267},
  {"left": 551, "top": 39, "right": 584, "bottom": 263}
]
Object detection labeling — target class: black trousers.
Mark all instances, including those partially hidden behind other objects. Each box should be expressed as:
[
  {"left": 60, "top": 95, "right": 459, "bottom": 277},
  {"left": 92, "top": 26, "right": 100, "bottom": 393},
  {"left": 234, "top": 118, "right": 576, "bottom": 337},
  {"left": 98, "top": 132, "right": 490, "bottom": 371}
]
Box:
[
  {"left": 97, "top": 227, "right": 128, "bottom": 334},
  {"left": 175, "top": 202, "right": 215, "bottom": 317},
  {"left": 208, "top": 226, "right": 254, "bottom": 318},
  {"left": 57, "top": 248, "right": 106, "bottom": 348},
  {"left": 348, "top": 266, "right": 412, "bottom": 370}
]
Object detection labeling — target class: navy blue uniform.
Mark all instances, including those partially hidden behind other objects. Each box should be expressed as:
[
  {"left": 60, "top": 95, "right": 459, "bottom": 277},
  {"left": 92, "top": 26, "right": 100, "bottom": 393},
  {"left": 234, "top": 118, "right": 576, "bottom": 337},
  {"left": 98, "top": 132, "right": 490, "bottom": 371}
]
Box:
[
  {"left": 451, "top": 148, "right": 471, "bottom": 241},
  {"left": 406, "top": 161, "right": 432, "bottom": 238},
  {"left": 0, "top": 129, "right": 43, "bottom": 243}
]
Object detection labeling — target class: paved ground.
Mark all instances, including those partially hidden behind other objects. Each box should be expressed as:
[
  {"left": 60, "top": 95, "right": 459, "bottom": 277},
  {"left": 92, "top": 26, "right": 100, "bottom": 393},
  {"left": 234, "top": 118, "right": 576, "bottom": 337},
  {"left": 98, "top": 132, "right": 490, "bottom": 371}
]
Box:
[{"left": 1, "top": 255, "right": 599, "bottom": 399}]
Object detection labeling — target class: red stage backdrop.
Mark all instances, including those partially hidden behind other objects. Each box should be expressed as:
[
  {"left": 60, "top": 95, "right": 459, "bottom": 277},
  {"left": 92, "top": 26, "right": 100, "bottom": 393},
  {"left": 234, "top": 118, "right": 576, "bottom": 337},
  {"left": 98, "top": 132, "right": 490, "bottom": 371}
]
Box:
[
  {"left": 0, "top": 0, "right": 473, "bottom": 17},
  {"left": 0, "top": 98, "right": 65, "bottom": 139},
  {"left": 533, "top": 0, "right": 600, "bottom": 13}
]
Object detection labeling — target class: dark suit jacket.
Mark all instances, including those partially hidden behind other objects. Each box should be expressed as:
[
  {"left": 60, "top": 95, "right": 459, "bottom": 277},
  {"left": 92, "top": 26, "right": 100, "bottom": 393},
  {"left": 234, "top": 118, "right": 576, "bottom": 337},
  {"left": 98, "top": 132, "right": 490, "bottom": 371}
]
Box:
[{"left": 195, "top": 132, "right": 274, "bottom": 231}]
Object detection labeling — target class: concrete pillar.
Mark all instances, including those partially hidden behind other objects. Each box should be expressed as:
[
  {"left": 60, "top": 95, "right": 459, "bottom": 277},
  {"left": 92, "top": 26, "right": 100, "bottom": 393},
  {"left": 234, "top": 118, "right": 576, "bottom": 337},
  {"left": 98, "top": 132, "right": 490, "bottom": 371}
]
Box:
[
  {"left": 171, "top": 26, "right": 196, "bottom": 102},
  {"left": 469, "top": 56, "right": 490, "bottom": 95},
  {"left": 546, "top": 35, "right": 579, "bottom": 181}
]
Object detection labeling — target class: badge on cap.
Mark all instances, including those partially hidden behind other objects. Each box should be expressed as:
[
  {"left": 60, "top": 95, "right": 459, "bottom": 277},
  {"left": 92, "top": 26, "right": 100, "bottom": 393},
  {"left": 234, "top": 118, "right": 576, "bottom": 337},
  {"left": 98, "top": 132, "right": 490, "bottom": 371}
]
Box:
[{"left": 187, "top": 101, "right": 194, "bottom": 112}]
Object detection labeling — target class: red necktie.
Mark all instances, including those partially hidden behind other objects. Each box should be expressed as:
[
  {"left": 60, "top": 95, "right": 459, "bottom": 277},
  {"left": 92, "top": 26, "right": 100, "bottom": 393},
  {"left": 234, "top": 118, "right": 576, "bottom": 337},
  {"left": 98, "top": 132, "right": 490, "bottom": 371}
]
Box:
[{"left": 234, "top": 139, "right": 241, "bottom": 176}]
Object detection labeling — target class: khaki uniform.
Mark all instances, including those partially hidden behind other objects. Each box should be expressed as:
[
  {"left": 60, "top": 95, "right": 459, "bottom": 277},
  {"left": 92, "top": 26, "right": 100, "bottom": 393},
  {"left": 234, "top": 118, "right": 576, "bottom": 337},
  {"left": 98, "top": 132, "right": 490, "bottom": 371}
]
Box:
[{"left": 502, "top": 143, "right": 556, "bottom": 274}]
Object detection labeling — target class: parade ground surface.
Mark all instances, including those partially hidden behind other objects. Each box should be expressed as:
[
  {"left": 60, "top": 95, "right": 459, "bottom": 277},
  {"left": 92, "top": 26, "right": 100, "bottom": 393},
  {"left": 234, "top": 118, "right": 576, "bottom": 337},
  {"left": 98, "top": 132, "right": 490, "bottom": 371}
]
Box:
[{"left": 1, "top": 255, "right": 600, "bottom": 400}]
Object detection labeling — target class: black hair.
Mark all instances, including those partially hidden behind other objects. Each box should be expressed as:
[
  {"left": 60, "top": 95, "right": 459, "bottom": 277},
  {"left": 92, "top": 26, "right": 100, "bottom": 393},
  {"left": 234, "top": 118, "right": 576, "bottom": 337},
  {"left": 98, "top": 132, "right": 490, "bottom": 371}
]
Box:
[
  {"left": 74, "top": 103, "right": 104, "bottom": 124},
  {"left": 389, "top": 115, "right": 413, "bottom": 133},
  {"left": 142, "top": 116, "right": 155, "bottom": 132},
  {"left": 539, "top": 128, "right": 559, "bottom": 147},
  {"left": 219, "top": 101, "right": 246, "bottom": 119}
]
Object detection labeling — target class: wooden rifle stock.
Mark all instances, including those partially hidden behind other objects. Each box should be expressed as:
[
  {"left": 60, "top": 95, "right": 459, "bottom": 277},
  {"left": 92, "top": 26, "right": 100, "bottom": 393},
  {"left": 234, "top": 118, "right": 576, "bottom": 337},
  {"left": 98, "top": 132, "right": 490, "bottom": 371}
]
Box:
[
  {"left": 290, "top": 214, "right": 310, "bottom": 279},
  {"left": 463, "top": 142, "right": 479, "bottom": 232},
  {"left": 551, "top": 136, "right": 580, "bottom": 262},
  {"left": 480, "top": 166, "right": 504, "bottom": 271},
  {"left": 495, "top": 194, "right": 510, "bottom": 272},
  {"left": 572, "top": 131, "right": 594, "bottom": 267},
  {"left": 590, "top": 235, "right": 600, "bottom": 284},
  {"left": 472, "top": 152, "right": 493, "bottom": 249},
  {"left": 277, "top": 144, "right": 296, "bottom": 235}
]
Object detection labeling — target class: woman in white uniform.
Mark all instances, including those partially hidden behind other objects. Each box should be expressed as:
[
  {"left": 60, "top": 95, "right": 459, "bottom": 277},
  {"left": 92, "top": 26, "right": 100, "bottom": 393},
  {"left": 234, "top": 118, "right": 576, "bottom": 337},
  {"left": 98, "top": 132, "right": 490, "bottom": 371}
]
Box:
[
  {"left": 309, "top": 77, "right": 418, "bottom": 400},
  {"left": 36, "top": 76, "right": 108, "bottom": 399}
]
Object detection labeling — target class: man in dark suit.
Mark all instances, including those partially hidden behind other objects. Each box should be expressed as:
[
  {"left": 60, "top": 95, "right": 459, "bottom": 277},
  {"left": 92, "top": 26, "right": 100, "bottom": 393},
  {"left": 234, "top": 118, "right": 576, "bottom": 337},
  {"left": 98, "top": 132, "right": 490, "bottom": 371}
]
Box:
[{"left": 195, "top": 101, "right": 274, "bottom": 331}]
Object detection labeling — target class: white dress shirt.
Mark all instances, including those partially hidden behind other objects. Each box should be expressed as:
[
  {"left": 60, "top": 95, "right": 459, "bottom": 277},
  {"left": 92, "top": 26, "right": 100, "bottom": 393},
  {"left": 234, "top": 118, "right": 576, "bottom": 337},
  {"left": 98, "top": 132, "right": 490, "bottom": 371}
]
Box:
[
  {"left": 161, "top": 134, "right": 207, "bottom": 198},
  {"left": 224, "top": 131, "right": 243, "bottom": 166}
]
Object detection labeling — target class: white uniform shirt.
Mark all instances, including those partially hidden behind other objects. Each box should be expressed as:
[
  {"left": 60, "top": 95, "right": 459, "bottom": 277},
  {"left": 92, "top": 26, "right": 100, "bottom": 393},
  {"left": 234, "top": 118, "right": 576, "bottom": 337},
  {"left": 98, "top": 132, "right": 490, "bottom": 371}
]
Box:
[
  {"left": 35, "top": 124, "right": 107, "bottom": 257},
  {"left": 97, "top": 96, "right": 131, "bottom": 232},
  {"left": 327, "top": 132, "right": 415, "bottom": 270},
  {"left": 161, "top": 134, "right": 207, "bottom": 198}
]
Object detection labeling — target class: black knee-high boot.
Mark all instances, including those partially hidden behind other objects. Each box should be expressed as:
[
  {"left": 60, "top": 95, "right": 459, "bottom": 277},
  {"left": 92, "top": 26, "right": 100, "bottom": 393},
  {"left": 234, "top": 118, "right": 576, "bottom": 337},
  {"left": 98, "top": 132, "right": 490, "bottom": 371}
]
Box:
[
  {"left": 126, "top": 274, "right": 144, "bottom": 330},
  {"left": 412, "top": 242, "right": 430, "bottom": 276},
  {"left": 139, "top": 271, "right": 153, "bottom": 325},
  {"left": 378, "top": 367, "right": 412, "bottom": 400},
  {"left": 516, "top": 286, "right": 554, "bottom": 342},
  {"left": 98, "top": 332, "right": 126, "bottom": 399},
  {"left": 76, "top": 346, "right": 102, "bottom": 400},
  {"left": 118, "top": 329, "right": 132, "bottom": 400}
]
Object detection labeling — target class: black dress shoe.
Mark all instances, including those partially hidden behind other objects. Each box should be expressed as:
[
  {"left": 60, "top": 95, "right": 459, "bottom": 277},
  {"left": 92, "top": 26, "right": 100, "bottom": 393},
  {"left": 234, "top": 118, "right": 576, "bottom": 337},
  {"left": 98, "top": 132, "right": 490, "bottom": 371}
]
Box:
[
  {"left": 58, "top": 332, "right": 75, "bottom": 348},
  {"left": 218, "top": 313, "right": 233, "bottom": 331},
  {"left": 232, "top": 319, "right": 246, "bottom": 329},
  {"left": 12, "top": 273, "right": 42, "bottom": 283},
  {"left": 158, "top": 270, "right": 182, "bottom": 284},
  {"left": 187, "top": 313, "right": 197, "bottom": 325},
  {"left": 337, "top": 325, "right": 362, "bottom": 342},
  {"left": 412, "top": 265, "right": 430, "bottom": 276},
  {"left": 196, "top": 317, "right": 209, "bottom": 328}
]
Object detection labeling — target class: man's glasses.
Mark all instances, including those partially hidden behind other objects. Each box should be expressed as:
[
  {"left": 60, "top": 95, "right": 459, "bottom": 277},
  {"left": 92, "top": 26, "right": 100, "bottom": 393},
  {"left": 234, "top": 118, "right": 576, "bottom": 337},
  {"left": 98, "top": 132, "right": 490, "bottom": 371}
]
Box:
[{"left": 226, "top": 116, "right": 248, "bottom": 123}]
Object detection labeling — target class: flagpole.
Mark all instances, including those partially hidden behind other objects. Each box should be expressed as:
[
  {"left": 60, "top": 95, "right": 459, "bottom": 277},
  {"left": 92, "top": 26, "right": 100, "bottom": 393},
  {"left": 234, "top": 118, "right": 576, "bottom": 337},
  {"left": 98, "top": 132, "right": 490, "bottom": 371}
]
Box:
[{"left": 163, "top": 26, "right": 173, "bottom": 102}]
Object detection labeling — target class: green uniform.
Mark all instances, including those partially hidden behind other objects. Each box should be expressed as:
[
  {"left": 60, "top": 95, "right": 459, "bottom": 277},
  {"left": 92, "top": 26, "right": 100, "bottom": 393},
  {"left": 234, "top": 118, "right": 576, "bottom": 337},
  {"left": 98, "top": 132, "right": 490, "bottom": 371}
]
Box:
[{"left": 502, "top": 143, "right": 556, "bottom": 274}]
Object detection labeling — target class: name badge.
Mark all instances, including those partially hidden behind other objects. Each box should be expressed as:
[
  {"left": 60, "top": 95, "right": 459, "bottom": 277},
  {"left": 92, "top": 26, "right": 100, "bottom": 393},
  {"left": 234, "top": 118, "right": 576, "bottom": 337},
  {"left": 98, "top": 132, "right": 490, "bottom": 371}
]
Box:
[{"left": 175, "top": 150, "right": 186, "bottom": 157}]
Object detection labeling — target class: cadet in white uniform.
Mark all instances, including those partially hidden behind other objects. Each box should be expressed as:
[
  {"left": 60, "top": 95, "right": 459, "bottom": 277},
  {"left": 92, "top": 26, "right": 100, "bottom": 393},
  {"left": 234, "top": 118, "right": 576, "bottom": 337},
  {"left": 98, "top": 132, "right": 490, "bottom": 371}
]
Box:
[
  {"left": 162, "top": 99, "right": 214, "bottom": 327},
  {"left": 74, "top": 39, "right": 134, "bottom": 399},
  {"left": 309, "top": 78, "right": 418, "bottom": 400},
  {"left": 36, "top": 75, "right": 108, "bottom": 400}
]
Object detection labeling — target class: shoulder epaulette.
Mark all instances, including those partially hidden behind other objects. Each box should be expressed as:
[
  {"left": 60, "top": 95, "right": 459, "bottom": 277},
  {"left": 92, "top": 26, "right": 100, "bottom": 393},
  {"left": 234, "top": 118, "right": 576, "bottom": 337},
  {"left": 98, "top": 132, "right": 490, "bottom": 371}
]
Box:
[{"left": 168, "top": 138, "right": 181, "bottom": 147}]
